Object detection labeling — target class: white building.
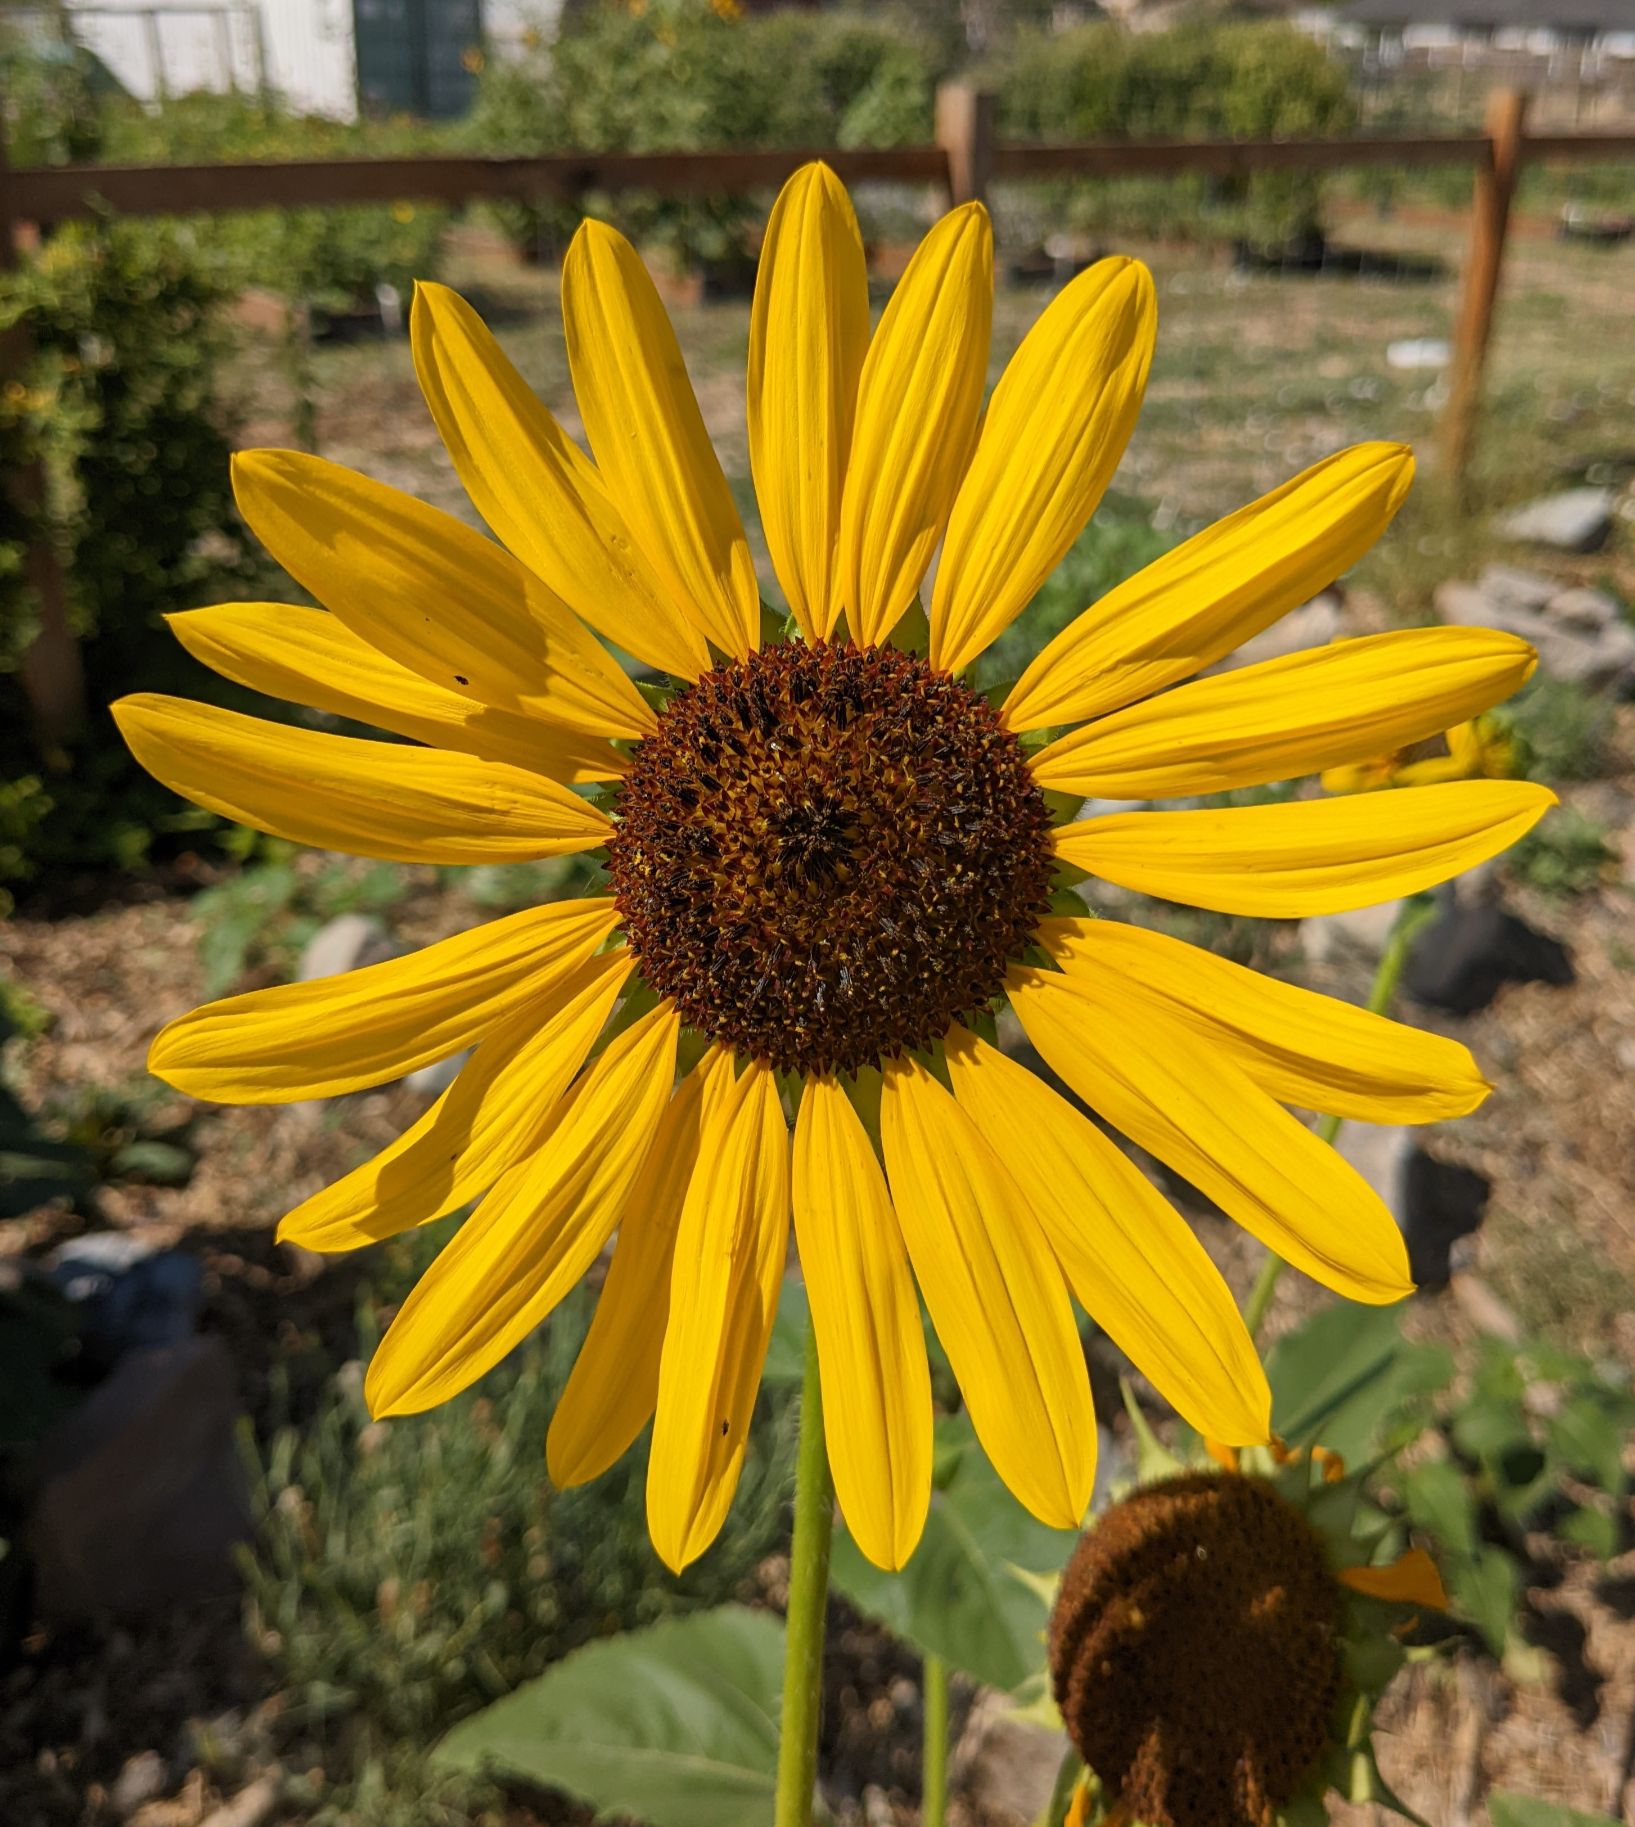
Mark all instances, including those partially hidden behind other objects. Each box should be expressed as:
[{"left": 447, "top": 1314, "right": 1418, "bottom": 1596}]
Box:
[{"left": 57, "top": 0, "right": 555, "bottom": 120}]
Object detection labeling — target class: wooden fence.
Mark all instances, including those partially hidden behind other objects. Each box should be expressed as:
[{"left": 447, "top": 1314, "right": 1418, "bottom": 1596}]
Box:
[{"left": 3, "top": 81, "right": 1634, "bottom": 751}]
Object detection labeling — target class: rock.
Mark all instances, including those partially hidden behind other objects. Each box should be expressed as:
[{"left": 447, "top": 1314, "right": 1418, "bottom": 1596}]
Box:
[
  {"left": 957, "top": 1693, "right": 1069, "bottom": 1826},
  {"left": 297, "top": 913, "right": 400, "bottom": 982},
  {"left": 1300, "top": 897, "right": 1406, "bottom": 967},
  {"left": 1547, "top": 584, "right": 1620, "bottom": 630},
  {"left": 1209, "top": 590, "right": 1343, "bottom": 672},
  {"left": 29, "top": 1337, "right": 251, "bottom": 1621},
  {"left": 1386, "top": 337, "right": 1450, "bottom": 371},
  {"left": 111, "top": 1751, "right": 167, "bottom": 1817},
  {"left": 1401, "top": 901, "right": 1574, "bottom": 1014},
  {"left": 403, "top": 1049, "right": 470, "bottom": 1097},
  {"left": 1435, "top": 577, "right": 1635, "bottom": 693},
  {"left": 1497, "top": 487, "right": 1614, "bottom": 553},
  {"left": 46, "top": 1234, "right": 203, "bottom": 1363},
  {"left": 197, "top": 1775, "right": 281, "bottom": 1827},
  {"left": 1337, "top": 1127, "right": 1490, "bottom": 1289},
  {"left": 1475, "top": 563, "right": 1558, "bottom": 613}
]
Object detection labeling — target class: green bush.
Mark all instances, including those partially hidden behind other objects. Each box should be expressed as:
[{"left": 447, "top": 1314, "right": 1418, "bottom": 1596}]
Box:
[
  {"left": 989, "top": 19, "right": 1358, "bottom": 249},
  {"left": 0, "top": 216, "right": 261, "bottom": 899},
  {"left": 99, "top": 93, "right": 450, "bottom": 311},
  {"left": 246, "top": 1229, "right": 796, "bottom": 1824},
  {"left": 465, "top": 1, "right": 936, "bottom": 266}
]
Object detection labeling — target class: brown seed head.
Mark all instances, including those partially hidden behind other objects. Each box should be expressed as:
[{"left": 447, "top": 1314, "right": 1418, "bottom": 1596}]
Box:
[
  {"left": 1048, "top": 1472, "right": 1343, "bottom": 1827},
  {"left": 605, "top": 640, "right": 1054, "bottom": 1076}
]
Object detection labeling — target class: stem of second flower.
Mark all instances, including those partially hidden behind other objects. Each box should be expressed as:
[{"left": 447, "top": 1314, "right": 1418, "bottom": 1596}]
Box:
[
  {"left": 1242, "top": 894, "right": 1437, "bottom": 1342},
  {"left": 773, "top": 1316, "right": 836, "bottom": 1827}
]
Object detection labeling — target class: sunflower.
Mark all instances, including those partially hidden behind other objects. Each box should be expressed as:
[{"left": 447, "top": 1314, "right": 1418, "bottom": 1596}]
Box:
[{"left": 114, "top": 163, "right": 1551, "bottom": 1575}]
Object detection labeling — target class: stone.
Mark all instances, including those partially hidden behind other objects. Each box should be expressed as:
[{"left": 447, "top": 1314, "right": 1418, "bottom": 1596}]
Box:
[
  {"left": 296, "top": 913, "right": 399, "bottom": 982},
  {"left": 1496, "top": 487, "right": 1614, "bottom": 553},
  {"left": 1547, "top": 584, "right": 1621, "bottom": 630},
  {"left": 1475, "top": 563, "right": 1558, "bottom": 612},
  {"left": 957, "top": 1693, "right": 1070, "bottom": 1826},
  {"left": 1336, "top": 1127, "right": 1490, "bottom": 1289},
  {"left": 403, "top": 1048, "right": 470, "bottom": 1097},
  {"left": 1435, "top": 577, "right": 1635, "bottom": 694},
  {"left": 29, "top": 1337, "right": 251, "bottom": 1621},
  {"left": 1386, "top": 337, "right": 1450, "bottom": 371},
  {"left": 47, "top": 1234, "right": 203, "bottom": 1362},
  {"left": 1209, "top": 590, "right": 1343, "bottom": 672},
  {"left": 1401, "top": 901, "right": 1574, "bottom": 1014},
  {"left": 1300, "top": 897, "right": 1406, "bottom": 967},
  {"left": 111, "top": 1751, "right": 167, "bottom": 1817}
]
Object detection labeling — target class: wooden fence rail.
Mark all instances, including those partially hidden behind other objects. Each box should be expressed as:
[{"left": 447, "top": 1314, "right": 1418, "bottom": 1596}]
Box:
[{"left": 4, "top": 81, "right": 1633, "bottom": 750}]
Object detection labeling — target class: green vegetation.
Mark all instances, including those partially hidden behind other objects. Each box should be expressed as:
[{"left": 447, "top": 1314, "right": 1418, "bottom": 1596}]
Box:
[
  {"left": 245, "top": 1227, "right": 796, "bottom": 1826},
  {"left": 466, "top": 0, "right": 936, "bottom": 267},
  {"left": 989, "top": 20, "right": 1357, "bottom": 248},
  {"left": 1508, "top": 808, "right": 1616, "bottom": 899}
]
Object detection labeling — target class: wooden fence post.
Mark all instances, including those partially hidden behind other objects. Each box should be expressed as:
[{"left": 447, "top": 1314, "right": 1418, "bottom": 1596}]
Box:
[
  {"left": 0, "top": 115, "right": 85, "bottom": 765},
  {"left": 934, "top": 83, "right": 995, "bottom": 212},
  {"left": 1441, "top": 88, "right": 1529, "bottom": 497}
]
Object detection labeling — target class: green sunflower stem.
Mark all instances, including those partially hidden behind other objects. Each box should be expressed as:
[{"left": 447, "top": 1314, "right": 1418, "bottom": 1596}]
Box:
[
  {"left": 775, "top": 1316, "right": 835, "bottom": 1827},
  {"left": 1040, "top": 1745, "right": 1085, "bottom": 1827},
  {"left": 1242, "top": 894, "right": 1436, "bottom": 1342},
  {"left": 921, "top": 1653, "right": 950, "bottom": 1827}
]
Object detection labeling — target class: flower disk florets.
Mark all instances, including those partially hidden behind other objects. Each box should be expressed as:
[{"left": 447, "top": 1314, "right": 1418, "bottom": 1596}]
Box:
[
  {"left": 1048, "top": 1473, "right": 1343, "bottom": 1827},
  {"left": 606, "top": 640, "right": 1055, "bottom": 1076}
]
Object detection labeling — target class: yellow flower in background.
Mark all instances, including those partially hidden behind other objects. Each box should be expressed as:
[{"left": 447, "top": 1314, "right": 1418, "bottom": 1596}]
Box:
[
  {"left": 113, "top": 164, "right": 1552, "bottom": 1575},
  {"left": 1321, "top": 711, "right": 1517, "bottom": 795}
]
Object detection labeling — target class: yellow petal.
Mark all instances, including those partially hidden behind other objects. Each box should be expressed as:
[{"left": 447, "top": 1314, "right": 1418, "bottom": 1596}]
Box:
[
  {"left": 747, "top": 163, "right": 869, "bottom": 641},
  {"left": 276, "top": 951, "right": 633, "bottom": 1252},
  {"left": 411, "top": 282, "right": 707, "bottom": 680},
  {"left": 878, "top": 1054, "right": 1094, "bottom": 1530},
  {"left": 1338, "top": 1547, "right": 1449, "bottom": 1611},
  {"left": 648, "top": 1058, "right": 791, "bottom": 1573},
  {"left": 151, "top": 898, "right": 620, "bottom": 1104},
  {"left": 1004, "top": 442, "right": 1416, "bottom": 731},
  {"left": 942, "top": 1028, "right": 1269, "bottom": 1448},
  {"left": 169, "top": 602, "right": 625, "bottom": 785},
  {"left": 563, "top": 221, "right": 758, "bottom": 660},
  {"left": 931, "top": 258, "right": 1156, "bottom": 677},
  {"left": 1008, "top": 966, "right": 1413, "bottom": 1305},
  {"left": 546, "top": 1067, "right": 709, "bottom": 1488},
  {"left": 839, "top": 204, "right": 993, "bottom": 646},
  {"left": 366, "top": 1000, "right": 680, "bottom": 1417},
  {"left": 231, "top": 449, "right": 651, "bottom": 739},
  {"left": 113, "top": 694, "right": 610, "bottom": 865},
  {"left": 793, "top": 1076, "right": 933, "bottom": 1571},
  {"left": 1039, "top": 917, "right": 1490, "bottom": 1124},
  {"left": 1029, "top": 628, "right": 1537, "bottom": 800},
  {"left": 1054, "top": 781, "right": 1557, "bottom": 918}
]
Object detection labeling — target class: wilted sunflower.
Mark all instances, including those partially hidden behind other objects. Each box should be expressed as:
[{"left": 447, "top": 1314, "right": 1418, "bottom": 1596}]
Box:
[{"left": 115, "top": 163, "right": 1551, "bottom": 1574}]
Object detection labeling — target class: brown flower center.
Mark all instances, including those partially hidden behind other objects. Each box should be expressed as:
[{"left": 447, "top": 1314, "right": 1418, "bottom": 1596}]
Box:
[
  {"left": 605, "top": 640, "right": 1055, "bottom": 1077},
  {"left": 1048, "top": 1473, "right": 1343, "bottom": 1827}
]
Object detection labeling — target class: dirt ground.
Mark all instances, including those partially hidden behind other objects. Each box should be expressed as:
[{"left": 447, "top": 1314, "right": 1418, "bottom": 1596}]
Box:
[{"left": 5, "top": 209, "right": 1635, "bottom": 1826}]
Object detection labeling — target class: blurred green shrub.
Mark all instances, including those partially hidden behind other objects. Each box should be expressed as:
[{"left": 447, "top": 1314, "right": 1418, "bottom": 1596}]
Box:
[
  {"left": 245, "top": 1230, "right": 795, "bottom": 1822},
  {"left": 1508, "top": 807, "right": 1616, "bottom": 899},
  {"left": 100, "top": 93, "right": 450, "bottom": 312},
  {"left": 989, "top": 20, "right": 1358, "bottom": 249},
  {"left": 0, "top": 216, "right": 258, "bottom": 899},
  {"left": 465, "top": 0, "right": 936, "bottom": 267}
]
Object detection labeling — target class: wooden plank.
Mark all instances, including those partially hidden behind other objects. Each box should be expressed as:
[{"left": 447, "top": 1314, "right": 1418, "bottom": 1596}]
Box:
[
  {"left": 935, "top": 82, "right": 995, "bottom": 209},
  {"left": 1441, "top": 89, "right": 1529, "bottom": 495},
  {"left": 6, "top": 145, "right": 951, "bottom": 225},
  {"left": 1520, "top": 132, "right": 1635, "bottom": 162},
  {"left": 992, "top": 133, "right": 1491, "bottom": 179}
]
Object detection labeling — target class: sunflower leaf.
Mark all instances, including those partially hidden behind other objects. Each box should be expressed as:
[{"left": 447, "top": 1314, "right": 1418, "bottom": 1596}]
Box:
[{"left": 433, "top": 1605, "right": 786, "bottom": 1827}]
